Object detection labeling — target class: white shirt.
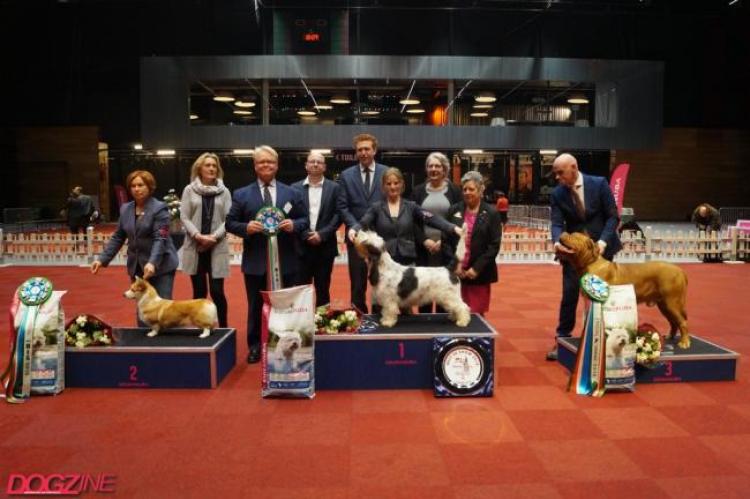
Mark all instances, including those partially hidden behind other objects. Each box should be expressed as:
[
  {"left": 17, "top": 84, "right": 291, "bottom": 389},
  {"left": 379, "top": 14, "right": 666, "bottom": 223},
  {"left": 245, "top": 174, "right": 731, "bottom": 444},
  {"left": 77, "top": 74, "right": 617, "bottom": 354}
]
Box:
[
  {"left": 573, "top": 172, "right": 585, "bottom": 210},
  {"left": 303, "top": 176, "right": 325, "bottom": 231},
  {"left": 259, "top": 179, "right": 277, "bottom": 205}
]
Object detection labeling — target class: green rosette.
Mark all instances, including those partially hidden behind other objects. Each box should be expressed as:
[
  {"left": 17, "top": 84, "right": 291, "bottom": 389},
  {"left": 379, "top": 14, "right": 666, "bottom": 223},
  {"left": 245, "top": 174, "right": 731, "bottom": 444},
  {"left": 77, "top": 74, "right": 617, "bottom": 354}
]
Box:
[
  {"left": 255, "top": 206, "right": 286, "bottom": 236},
  {"left": 18, "top": 277, "right": 53, "bottom": 306},
  {"left": 580, "top": 273, "right": 609, "bottom": 303}
]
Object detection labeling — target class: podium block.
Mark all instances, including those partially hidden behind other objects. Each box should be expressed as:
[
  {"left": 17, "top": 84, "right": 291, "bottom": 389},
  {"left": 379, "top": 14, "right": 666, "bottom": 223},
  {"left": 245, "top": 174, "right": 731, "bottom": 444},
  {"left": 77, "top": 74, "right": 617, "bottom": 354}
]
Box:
[
  {"left": 557, "top": 335, "right": 738, "bottom": 383},
  {"left": 315, "top": 314, "right": 497, "bottom": 390},
  {"left": 66, "top": 328, "right": 236, "bottom": 388}
]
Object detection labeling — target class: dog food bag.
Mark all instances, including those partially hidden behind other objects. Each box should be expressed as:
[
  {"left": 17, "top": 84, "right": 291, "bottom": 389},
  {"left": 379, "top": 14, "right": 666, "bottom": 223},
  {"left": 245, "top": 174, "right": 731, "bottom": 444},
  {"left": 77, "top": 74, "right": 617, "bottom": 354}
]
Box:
[
  {"left": 4, "top": 278, "right": 66, "bottom": 402},
  {"left": 602, "top": 284, "right": 638, "bottom": 391},
  {"left": 260, "top": 285, "right": 315, "bottom": 399}
]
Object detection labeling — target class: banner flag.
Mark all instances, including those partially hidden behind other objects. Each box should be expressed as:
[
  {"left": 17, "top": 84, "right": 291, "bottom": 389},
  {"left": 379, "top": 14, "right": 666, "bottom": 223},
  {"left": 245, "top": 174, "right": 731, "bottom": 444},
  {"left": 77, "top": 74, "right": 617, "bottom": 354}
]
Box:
[{"left": 609, "top": 163, "right": 630, "bottom": 216}]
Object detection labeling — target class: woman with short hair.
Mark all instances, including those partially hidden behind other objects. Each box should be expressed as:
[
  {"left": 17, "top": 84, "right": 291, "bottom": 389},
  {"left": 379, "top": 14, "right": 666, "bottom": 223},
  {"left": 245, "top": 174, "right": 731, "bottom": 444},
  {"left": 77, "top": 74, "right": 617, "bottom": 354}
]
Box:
[
  {"left": 410, "top": 152, "right": 463, "bottom": 312},
  {"left": 445, "top": 171, "right": 502, "bottom": 316},
  {"left": 91, "top": 170, "right": 179, "bottom": 324}
]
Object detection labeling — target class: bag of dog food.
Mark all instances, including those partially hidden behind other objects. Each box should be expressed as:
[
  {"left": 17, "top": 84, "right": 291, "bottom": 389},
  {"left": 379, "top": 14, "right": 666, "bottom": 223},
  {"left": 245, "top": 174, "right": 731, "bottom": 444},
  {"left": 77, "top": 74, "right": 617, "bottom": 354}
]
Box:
[
  {"left": 2, "top": 278, "right": 66, "bottom": 403},
  {"left": 260, "top": 285, "right": 315, "bottom": 399},
  {"left": 602, "top": 284, "right": 638, "bottom": 391}
]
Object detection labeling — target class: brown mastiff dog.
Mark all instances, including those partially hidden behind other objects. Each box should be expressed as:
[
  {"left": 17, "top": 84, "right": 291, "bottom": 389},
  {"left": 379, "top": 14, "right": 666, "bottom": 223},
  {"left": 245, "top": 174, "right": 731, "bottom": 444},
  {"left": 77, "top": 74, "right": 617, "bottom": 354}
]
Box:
[{"left": 559, "top": 232, "right": 690, "bottom": 348}]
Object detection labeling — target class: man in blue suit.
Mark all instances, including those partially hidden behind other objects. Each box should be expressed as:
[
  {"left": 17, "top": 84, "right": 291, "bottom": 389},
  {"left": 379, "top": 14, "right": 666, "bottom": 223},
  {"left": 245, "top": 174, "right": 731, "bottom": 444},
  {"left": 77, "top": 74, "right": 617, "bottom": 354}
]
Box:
[
  {"left": 293, "top": 151, "right": 342, "bottom": 307},
  {"left": 336, "top": 133, "right": 387, "bottom": 313},
  {"left": 547, "top": 153, "right": 622, "bottom": 360},
  {"left": 226, "top": 145, "right": 309, "bottom": 363}
]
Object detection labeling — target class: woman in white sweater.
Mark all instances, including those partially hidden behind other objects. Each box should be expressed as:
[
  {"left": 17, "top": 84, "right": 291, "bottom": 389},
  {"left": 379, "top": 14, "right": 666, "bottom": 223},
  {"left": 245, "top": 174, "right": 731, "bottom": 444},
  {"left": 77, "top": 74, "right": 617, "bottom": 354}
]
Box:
[{"left": 180, "top": 153, "right": 232, "bottom": 327}]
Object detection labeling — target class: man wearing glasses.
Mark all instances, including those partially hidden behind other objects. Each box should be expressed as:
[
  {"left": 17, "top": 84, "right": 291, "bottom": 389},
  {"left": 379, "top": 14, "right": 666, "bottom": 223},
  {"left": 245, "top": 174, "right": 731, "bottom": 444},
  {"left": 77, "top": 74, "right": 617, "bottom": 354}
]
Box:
[{"left": 292, "top": 151, "right": 342, "bottom": 307}]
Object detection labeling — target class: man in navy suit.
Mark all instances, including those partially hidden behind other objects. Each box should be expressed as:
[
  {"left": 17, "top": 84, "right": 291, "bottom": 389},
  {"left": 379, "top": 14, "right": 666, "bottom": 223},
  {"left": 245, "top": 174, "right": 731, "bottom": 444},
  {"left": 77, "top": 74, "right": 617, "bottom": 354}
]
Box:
[
  {"left": 293, "top": 151, "right": 342, "bottom": 307},
  {"left": 226, "top": 145, "right": 309, "bottom": 363},
  {"left": 337, "top": 133, "right": 387, "bottom": 313},
  {"left": 547, "top": 153, "right": 622, "bottom": 360}
]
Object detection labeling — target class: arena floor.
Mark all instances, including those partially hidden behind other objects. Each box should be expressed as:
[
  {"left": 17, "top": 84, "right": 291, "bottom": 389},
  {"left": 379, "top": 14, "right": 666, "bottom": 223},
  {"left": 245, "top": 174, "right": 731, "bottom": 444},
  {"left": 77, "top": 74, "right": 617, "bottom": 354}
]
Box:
[{"left": 1, "top": 262, "right": 749, "bottom": 498}]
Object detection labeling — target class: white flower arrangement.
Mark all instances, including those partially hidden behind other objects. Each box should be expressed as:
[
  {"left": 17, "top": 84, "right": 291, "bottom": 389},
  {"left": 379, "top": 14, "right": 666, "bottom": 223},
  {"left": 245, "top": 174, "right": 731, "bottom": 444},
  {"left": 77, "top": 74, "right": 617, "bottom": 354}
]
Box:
[
  {"left": 635, "top": 323, "right": 662, "bottom": 367},
  {"left": 315, "top": 305, "right": 361, "bottom": 334},
  {"left": 65, "top": 314, "right": 114, "bottom": 347},
  {"left": 163, "top": 189, "right": 181, "bottom": 221}
]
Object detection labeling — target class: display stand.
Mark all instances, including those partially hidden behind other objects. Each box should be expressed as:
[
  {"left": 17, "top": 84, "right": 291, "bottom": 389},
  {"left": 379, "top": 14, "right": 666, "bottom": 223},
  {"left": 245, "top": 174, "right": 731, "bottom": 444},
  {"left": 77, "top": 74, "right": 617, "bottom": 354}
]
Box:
[
  {"left": 315, "top": 313, "right": 497, "bottom": 390},
  {"left": 66, "top": 328, "right": 236, "bottom": 388},
  {"left": 557, "top": 335, "right": 739, "bottom": 383}
]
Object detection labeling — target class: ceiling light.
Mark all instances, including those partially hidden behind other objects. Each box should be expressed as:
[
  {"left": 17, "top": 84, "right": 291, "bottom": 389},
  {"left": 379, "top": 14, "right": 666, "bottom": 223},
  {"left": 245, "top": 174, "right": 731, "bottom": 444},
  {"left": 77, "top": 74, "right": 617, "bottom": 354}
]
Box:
[
  {"left": 472, "top": 103, "right": 493, "bottom": 109},
  {"left": 474, "top": 92, "right": 497, "bottom": 103},
  {"left": 361, "top": 110, "right": 380, "bottom": 115},
  {"left": 233, "top": 149, "right": 254, "bottom": 155},
  {"left": 406, "top": 108, "right": 425, "bottom": 114},
  {"left": 233, "top": 109, "right": 253, "bottom": 115},
  {"left": 540, "top": 149, "right": 558, "bottom": 155},
  {"left": 470, "top": 112, "right": 489, "bottom": 117},
  {"left": 190, "top": 114, "right": 199, "bottom": 120},
  {"left": 463, "top": 149, "right": 484, "bottom": 154},
  {"left": 213, "top": 91, "right": 235, "bottom": 102},
  {"left": 330, "top": 94, "right": 351, "bottom": 104},
  {"left": 314, "top": 101, "right": 333, "bottom": 110},
  {"left": 310, "top": 149, "right": 332, "bottom": 154},
  {"left": 235, "top": 97, "right": 256, "bottom": 108},
  {"left": 133, "top": 144, "right": 143, "bottom": 150},
  {"left": 399, "top": 98, "right": 420, "bottom": 105},
  {"left": 297, "top": 110, "right": 316, "bottom": 116},
  {"left": 156, "top": 149, "right": 175, "bottom": 156},
  {"left": 567, "top": 94, "right": 589, "bottom": 104}
]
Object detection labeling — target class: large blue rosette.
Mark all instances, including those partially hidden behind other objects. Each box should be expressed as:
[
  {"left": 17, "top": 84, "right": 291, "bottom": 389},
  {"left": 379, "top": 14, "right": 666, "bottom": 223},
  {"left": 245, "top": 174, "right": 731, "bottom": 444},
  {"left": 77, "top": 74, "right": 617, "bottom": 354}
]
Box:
[
  {"left": 2, "top": 277, "right": 54, "bottom": 403},
  {"left": 255, "top": 206, "right": 286, "bottom": 290},
  {"left": 569, "top": 273, "right": 609, "bottom": 397}
]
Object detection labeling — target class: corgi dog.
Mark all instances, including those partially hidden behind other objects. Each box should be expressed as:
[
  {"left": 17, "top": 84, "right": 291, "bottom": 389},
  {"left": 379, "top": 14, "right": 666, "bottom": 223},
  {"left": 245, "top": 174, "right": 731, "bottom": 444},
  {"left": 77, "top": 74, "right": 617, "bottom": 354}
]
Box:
[{"left": 124, "top": 276, "right": 218, "bottom": 338}]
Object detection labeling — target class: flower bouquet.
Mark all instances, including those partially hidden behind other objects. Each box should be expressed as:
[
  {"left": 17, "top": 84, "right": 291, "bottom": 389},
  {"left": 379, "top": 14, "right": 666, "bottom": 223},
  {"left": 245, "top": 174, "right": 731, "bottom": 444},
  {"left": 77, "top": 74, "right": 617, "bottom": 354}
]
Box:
[
  {"left": 635, "top": 323, "right": 662, "bottom": 367},
  {"left": 65, "top": 314, "right": 114, "bottom": 348},
  {"left": 315, "top": 304, "right": 361, "bottom": 334},
  {"left": 163, "top": 189, "right": 181, "bottom": 221}
]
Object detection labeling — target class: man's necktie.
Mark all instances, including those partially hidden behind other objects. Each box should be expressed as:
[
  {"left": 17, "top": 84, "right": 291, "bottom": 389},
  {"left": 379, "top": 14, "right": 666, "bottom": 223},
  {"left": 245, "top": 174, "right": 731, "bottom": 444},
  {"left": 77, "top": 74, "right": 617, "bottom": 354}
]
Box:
[
  {"left": 571, "top": 185, "right": 585, "bottom": 220},
  {"left": 363, "top": 168, "right": 371, "bottom": 194},
  {"left": 263, "top": 184, "right": 272, "bottom": 206}
]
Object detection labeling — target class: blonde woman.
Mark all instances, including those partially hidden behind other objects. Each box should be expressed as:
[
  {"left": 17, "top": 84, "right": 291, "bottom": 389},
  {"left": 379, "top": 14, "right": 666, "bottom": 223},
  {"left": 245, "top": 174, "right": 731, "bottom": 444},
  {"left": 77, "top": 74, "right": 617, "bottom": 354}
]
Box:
[{"left": 180, "top": 152, "right": 232, "bottom": 327}]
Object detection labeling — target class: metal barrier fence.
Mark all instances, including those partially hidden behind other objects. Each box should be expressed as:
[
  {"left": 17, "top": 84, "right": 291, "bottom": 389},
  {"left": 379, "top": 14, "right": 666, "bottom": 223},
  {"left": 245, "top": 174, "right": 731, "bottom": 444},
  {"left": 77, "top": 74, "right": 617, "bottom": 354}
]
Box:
[
  {"left": 720, "top": 207, "right": 750, "bottom": 226},
  {"left": 507, "top": 205, "right": 551, "bottom": 231},
  {"left": 3, "top": 226, "right": 748, "bottom": 266}
]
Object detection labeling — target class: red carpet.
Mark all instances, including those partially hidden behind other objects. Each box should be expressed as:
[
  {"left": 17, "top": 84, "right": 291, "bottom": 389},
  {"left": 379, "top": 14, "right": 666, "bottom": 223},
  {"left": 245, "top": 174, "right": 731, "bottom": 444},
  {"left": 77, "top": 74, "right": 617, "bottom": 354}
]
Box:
[{"left": 1, "top": 263, "right": 749, "bottom": 498}]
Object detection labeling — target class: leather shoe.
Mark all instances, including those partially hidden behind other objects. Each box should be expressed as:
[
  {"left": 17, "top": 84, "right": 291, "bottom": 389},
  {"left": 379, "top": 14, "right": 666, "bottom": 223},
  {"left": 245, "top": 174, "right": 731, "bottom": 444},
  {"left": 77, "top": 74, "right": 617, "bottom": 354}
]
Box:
[
  {"left": 545, "top": 345, "right": 558, "bottom": 361},
  {"left": 247, "top": 346, "right": 261, "bottom": 364}
]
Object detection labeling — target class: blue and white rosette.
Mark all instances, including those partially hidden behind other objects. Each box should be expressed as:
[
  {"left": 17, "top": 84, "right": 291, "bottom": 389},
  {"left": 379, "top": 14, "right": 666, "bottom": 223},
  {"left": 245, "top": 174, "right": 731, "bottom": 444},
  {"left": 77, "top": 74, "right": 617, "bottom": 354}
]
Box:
[
  {"left": 569, "top": 273, "right": 609, "bottom": 397},
  {"left": 2, "top": 277, "right": 53, "bottom": 403},
  {"left": 255, "top": 206, "right": 286, "bottom": 290}
]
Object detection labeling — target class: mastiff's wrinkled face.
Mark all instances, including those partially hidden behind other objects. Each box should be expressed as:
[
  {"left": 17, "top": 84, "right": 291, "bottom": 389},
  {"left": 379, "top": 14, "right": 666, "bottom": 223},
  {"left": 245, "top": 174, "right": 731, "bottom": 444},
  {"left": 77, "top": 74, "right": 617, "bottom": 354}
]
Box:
[{"left": 559, "top": 232, "right": 600, "bottom": 270}]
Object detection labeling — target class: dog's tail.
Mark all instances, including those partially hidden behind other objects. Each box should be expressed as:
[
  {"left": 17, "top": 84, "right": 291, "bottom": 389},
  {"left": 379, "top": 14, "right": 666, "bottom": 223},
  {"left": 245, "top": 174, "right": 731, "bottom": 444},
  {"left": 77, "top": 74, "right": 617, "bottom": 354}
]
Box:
[{"left": 445, "top": 223, "right": 467, "bottom": 274}]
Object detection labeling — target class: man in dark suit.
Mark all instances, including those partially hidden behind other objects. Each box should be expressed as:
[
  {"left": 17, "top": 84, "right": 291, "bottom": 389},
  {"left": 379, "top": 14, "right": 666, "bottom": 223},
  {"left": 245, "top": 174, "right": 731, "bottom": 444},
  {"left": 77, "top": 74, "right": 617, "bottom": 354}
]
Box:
[
  {"left": 226, "top": 145, "right": 309, "bottom": 363},
  {"left": 336, "top": 133, "right": 387, "bottom": 313},
  {"left": 293, "top": 151, "right": 342, "bottom": 307},
  {"left": 547, "top": 153, "right": 622, "bottom": 360}
]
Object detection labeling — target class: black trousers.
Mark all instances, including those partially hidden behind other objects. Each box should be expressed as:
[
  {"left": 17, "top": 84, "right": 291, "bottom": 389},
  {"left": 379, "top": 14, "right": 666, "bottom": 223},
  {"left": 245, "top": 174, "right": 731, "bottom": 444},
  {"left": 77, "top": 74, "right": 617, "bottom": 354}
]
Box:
[
  {"left": 556, "top": 251, "right": 614, "bottom": 337},
  {"left": 298, "top": 246, "right": 336, "bottom": 307},
  {"left": 243, "top": 272, "right": 296, "bottom": 350},
  {"left": 346, "top": 238, "right": 369, "bottom": 313},
  {"left": 190, "top": 251, "right": 228, "bottom": 327}
]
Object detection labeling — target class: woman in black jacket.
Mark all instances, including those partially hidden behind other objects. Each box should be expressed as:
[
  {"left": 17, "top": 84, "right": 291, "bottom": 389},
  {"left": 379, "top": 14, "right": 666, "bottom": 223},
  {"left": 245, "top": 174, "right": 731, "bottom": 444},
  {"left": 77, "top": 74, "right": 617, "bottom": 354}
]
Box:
[
  {"left": 351, "top": 167, "right": 461, "bottom": 265},
  {"left": 411, "top": 152, "right": 463, "bottom": 313},
  {"left": 445, "top": 171, "right": 502, "bottom": 316}
]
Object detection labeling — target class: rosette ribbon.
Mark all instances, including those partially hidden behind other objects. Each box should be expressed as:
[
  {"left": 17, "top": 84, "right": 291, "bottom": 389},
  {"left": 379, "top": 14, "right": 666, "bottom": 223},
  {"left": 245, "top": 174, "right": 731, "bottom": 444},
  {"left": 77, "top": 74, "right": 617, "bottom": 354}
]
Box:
[
  {"left": 1, "top": 277, "right": 53, "bottom": 403},
  {"left": 568, "top": 273, "right": 609, "bottom": 397},
  {"left": 255, "top": 206, "right": 285, "bottom": 290}
]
